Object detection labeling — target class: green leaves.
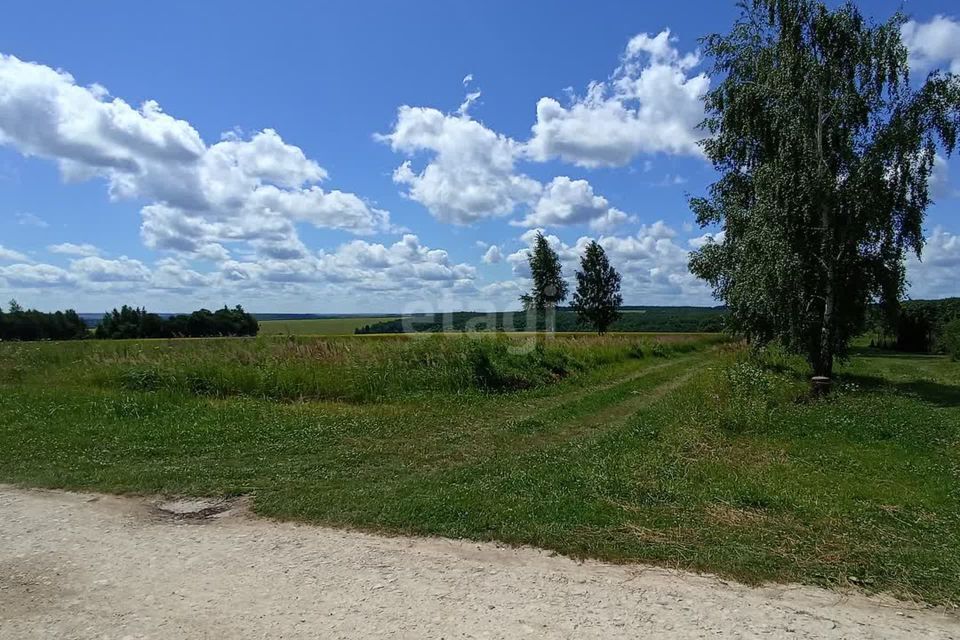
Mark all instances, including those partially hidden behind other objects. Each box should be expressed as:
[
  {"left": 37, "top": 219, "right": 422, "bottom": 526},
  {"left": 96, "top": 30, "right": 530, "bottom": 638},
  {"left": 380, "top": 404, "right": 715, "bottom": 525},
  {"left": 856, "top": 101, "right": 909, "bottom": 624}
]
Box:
[
  {"left": 572, "top": 241, "right": 623, "bottom": 335},
  {"left": 522, "top": 231, "right": 569, "bottom": 314},
  {"left": 689, "top": 0, "right": 960, "bottom": 375}
]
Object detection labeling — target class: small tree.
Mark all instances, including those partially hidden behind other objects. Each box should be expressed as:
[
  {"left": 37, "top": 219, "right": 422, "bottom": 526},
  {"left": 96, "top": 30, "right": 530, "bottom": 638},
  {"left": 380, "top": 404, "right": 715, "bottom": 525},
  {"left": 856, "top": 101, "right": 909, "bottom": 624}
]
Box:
[
  {"left": 572, "top": 241, "right": 623, "bottom": 335},
  {"left": 520, "top": 231, "right": 568, "bottom": 330},
  {"left": 689, "top": 0, "right": 960, "bottom": 379}
]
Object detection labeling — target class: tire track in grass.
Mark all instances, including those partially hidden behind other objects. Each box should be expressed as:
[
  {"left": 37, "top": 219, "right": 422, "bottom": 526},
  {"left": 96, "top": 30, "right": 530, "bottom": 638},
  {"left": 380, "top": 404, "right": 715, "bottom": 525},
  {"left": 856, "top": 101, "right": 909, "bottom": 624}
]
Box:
[
  {"left": 372, "top": 350, "right": 717, "bottom": 519},
  {"left": 318, "top": 349, "right": 717, "bottom": 476},
  {"left": 497, "top": 350, "right": 715, "bottom": 453},
  {"left": 498, "top": 352, "right": 705, "bottom": 420},
  {"left": 416, "top": 349, "right": 718, "bottom": 469}
]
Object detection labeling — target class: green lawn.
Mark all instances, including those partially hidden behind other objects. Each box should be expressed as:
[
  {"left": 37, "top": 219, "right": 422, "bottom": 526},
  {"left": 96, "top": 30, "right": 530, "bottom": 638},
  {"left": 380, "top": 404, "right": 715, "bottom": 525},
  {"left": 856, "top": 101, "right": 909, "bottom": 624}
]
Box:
[
  {"left": 257, "top": 317, "right": 399, "bottom": 335},
  {"left": 1, "top": 335, "right": 958, "bottom": 604}
]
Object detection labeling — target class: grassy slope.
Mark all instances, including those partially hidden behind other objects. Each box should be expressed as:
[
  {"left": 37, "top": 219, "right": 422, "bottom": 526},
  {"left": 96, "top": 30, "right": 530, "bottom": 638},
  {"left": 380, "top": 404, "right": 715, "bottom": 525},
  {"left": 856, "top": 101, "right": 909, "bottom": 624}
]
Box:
[
  {"left": 0, "top": 337, "right": 958, "bottom": 604},
  {"left": 258, "top": 317, "right": 399, "bottom": 335}
]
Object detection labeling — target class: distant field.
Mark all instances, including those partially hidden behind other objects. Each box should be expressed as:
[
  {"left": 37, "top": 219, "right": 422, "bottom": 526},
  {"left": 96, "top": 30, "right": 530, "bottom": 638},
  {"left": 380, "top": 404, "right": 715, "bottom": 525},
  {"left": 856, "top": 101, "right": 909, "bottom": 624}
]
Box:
[
  {"left": 354, "top": 307, "right": 726, "bottom": 334},
  {"left": 1, "top": 334, "right": 958, "bottom": 603},
  {"left": 258, "top": 317, "right": 399, "bottom": 335}
]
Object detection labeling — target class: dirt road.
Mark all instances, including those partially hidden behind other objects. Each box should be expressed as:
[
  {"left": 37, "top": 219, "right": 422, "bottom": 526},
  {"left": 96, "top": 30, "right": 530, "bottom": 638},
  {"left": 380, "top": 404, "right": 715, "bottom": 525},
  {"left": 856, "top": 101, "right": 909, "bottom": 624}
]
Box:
[{"left": 1, "top": 486, "right": 956, "bottom": 639}]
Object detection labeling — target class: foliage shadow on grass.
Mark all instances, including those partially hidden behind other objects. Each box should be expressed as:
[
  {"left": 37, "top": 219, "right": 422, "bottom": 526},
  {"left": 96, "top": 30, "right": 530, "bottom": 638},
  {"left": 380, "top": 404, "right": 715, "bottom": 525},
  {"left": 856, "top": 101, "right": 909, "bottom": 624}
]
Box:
[
  {"left": 847, "top": 346, "right": 945, "bottom": 360},
  {"left": 840, "top": 373, "right": 960, "bottom": 408}
]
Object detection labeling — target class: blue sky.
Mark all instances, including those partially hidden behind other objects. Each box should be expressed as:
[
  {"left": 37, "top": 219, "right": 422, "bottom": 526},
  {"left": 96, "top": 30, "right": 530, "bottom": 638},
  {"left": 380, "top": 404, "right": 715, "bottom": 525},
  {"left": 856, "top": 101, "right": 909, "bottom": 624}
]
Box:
[{"left": 0, "top": 0, "right": 958, "bottom": 313}]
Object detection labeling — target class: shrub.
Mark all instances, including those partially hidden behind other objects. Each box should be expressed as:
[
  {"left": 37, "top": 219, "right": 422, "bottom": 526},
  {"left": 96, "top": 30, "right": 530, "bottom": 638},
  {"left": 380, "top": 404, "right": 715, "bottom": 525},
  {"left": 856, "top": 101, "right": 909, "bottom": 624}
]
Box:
[{"left": 707, "top": 349, "right": 804, "bottom": 434}]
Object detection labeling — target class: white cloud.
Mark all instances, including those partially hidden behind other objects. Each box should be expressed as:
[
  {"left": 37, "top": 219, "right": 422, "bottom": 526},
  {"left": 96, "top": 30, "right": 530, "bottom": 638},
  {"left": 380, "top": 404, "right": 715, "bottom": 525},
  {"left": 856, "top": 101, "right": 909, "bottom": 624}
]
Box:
[
  {"left": 380, "top": 30, "right": 705, "bottom": 226},
  {"left": 505, "top": 221, "right": 713, "bottom": 304},
  {"left": 651, "top": 173, "right": 688, "bottom": 187},
  {"left": 14, "top": 212, "right": 48, "bottom": 228},
  {"left": 506, "top": 229, "right": 590, "bottom": 278},
  {"left": 526, "top": 29, "right": 709, "bottom": 167},
  {"left": 0, "top": 245, "right": 29, "bottom": 262},
  {"left": 458, "top": 90, "right": 482, "bottom": 117},
  {"left": 482, "top": 244, "right": 503, "bottom": 264},
  {"left": 688, "top": 230, "right": 725, "bottom": 249},
  {"left": 0, "top": 263, "right": 73, "bottom": 288},
  {"left": 902, "top": 16, "right": 960, "bottom": 75},
  {"left": 218, "top": 234, "right": 476, "bottom": 293},
  {"left": 930, "top": 153, "right": 952, "bottom": 199},
  {"left": 514, "top": 176, "right": 632, "bottom": 232},
  {"left": 70, "top": 256, "right": 151, "bottom": 283},
  {"left": 47, "top": 242, "right": 101, "bottom": 257},
  {"left": 1, "top": 233, "right": 477, "bottom": 304},
  {"left": 0, "top": 54, "right": 391, "bottom": 264},
  {"left": 151, "top": 258, "right": 211, "bottom": 291},
  {"left": 907, "top": 228, "right": 960, "bottom": 298},
  {"left": 379, "top": 106, "right": 541, "bottom": 224}
]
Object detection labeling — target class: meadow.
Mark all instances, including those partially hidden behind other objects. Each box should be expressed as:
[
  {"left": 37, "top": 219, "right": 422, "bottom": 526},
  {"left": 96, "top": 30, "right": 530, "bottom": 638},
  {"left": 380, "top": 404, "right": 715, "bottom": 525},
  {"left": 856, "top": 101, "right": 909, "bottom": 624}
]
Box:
[
  {"left": 257, "top": 316, "right": 400, "bottom": 335},
  {"left": 1, "top": 333, "right": 958, "bottom": 605}
]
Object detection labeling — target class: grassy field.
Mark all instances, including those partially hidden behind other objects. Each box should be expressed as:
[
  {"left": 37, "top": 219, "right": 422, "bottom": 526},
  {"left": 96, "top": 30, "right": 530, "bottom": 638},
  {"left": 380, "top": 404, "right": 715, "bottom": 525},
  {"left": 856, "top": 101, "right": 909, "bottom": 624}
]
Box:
[
  {"left": 257, "top": 317, "right": 399, "bottom": 335},
  {"left": 1, "top": 334, "right": 958, "bottom": 604}
]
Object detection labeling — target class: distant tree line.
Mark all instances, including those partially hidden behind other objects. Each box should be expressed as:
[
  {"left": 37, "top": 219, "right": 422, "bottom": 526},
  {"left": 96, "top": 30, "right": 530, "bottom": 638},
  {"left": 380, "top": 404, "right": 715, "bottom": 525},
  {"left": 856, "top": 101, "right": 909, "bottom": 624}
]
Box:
[
  {"left": 0, "top": 300, "right": 88, "bottom": 341},
  {"left": 95, "top": 305, "right": 259, "bottom": 339},
  {"left": 0, "top": 301, "right": 259, "bottom": 341}
]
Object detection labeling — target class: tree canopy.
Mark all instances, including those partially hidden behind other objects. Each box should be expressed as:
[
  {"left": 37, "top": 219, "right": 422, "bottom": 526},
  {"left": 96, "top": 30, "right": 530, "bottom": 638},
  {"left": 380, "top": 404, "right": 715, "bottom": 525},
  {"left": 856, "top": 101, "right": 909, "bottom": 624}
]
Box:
[
  {"left": 0, "top": 300, "right": 87, "bottom": 341},
  {"left": 95, "top": 305, "right": 259, "bottom": 339},
  {"left": 572, "top": 241, "right": 623, "bottom": 335},
  {"left": 520, "top": 232, "right": 568, "bottom": 330},
  {"left": 689, "top": 0, "right": 960, "bottom": 377}
]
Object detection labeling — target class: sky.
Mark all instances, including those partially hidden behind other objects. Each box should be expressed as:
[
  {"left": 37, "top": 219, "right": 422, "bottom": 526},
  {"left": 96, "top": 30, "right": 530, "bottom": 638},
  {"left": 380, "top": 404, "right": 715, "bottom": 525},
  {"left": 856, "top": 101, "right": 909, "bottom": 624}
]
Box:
[{"left": 0, "top": 0, "right": 958, "bottom": 314}]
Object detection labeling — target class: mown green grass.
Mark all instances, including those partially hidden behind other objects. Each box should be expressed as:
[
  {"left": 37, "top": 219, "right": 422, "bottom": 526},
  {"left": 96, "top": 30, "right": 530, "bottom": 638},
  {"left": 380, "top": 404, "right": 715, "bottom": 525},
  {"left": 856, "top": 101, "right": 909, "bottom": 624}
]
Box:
[
  {"left": 0, "top": 335, "right": 958, "bottom": 605},
  {"left": 257, "top": 317, "right": 399, "bottom": 335}
]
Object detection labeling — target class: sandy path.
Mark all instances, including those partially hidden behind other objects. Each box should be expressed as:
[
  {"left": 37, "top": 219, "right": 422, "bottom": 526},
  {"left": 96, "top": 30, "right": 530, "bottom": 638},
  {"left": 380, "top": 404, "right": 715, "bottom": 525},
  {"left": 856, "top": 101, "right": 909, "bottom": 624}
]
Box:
[{"left": 1, "top": 486, "right": 956, "bottom": 639}]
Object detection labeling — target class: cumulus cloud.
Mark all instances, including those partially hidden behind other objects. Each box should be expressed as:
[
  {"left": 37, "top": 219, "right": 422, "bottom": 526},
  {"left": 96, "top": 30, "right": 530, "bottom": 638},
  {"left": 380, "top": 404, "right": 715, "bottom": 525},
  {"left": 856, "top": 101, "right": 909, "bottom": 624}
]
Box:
[
  {"left": 47, "top": 242, "right": 101, "bottom": 257},
  {"left": 218, "top": 234, "right": 476, "bottom": 293},
  {"left": 0, "top": 53, "right": 391, "bottom": 264},
  {"left": 379, "top": 29, "right": 707, "bottom": 228},
  {"left": 70, "top": 256, "right": 151, "bottom": 283},
  {"left": 930, "top": 153, "right": 953, "bottom": 199},
  {"left": 378, "top": 106, "right": 541, "bottom": 223},
  {"left": 0, "top": 245, "right": 30, "bottom": 262},
  {"left": 482, "top": 244, "right": 503, "bottom": 264},
  {"left": 0, "top": 263, "right": 73, "bottom": 288},
  {"left": 379, "top": 107, "right": 634, "bottom": 230},
  {"left": 1, "top": 233, "right": 477, "bottom": 304},
  {"left": 525, "top": 29, "right": 709, "bottom": 167},
  {"left": 515, "top": 176, "right": 632, "bottom": 232},
  {"left": 505, "top": 221, "right": 713, "bottom": 303},
  {"left": 902, "top": 16, "right": 960, "bottom": 75},
  {"left": 688, "top": 230, "right": 725, "bottom": 249},
  {"left": 151, "top": 258, "right": 212, "bottom": 291},
  {"left": 907, "top": 228, "right": 960, "bottom": 298},
  {"left": 506, "top": 229, "right": 590, "bottom": 278}
]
